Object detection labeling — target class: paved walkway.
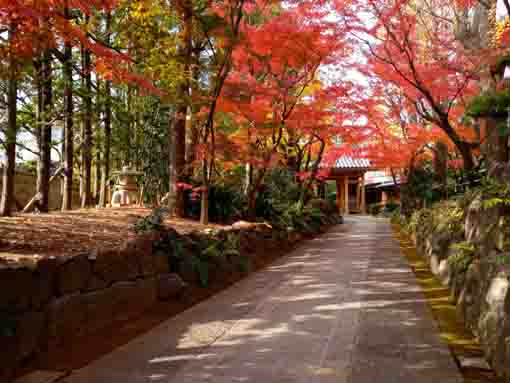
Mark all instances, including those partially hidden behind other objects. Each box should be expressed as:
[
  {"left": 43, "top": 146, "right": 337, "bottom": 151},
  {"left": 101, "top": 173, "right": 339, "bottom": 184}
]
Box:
[{"left": 63, "top": 217, "right": 462, "bottom": 383}]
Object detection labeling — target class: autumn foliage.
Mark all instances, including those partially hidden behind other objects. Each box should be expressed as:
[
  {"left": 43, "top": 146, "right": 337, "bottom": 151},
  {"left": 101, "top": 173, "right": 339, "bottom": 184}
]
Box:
[{"left": 0, "top": 0, "right": 505, "bottom": 220}]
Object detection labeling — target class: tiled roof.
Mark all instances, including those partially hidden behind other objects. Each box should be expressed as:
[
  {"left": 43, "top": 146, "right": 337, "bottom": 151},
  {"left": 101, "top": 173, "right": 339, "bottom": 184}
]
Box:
[{"left": 334, "top": 156, "right": 371, "bottom": 169}]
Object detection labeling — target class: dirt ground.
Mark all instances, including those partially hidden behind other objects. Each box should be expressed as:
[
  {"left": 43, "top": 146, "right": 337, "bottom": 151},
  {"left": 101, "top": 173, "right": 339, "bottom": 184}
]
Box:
[{"left": 0, "top": 208, "right": 225, "bottom": 265}]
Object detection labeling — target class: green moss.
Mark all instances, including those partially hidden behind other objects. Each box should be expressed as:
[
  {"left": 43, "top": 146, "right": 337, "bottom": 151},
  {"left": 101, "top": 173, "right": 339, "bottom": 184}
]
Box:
[{"left": 393, "top": 225, "right": 503, "bottom": 383}]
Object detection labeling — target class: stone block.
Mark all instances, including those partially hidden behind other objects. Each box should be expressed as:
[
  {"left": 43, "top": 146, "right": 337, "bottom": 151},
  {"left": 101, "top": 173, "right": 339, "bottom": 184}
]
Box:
[
  {"left": 153, "top": 252, "right": 170, "bottom": 274},
  {"left": 82, "top": 287, "right": 117, "bottom": 333},
  {"left": 0, "top": 267, "right": 34, "bottom": 313},
  {"left": 13, "top": 370, "right": 67, "bottom": 383},
  {"left": 47, "top": 293, "right": 87, "bottom": 342},
  {"left": 92, "top": 248, "right": 139, "bottom": 285},
  {"left": 121, "top": 232, "right": 158, "bottom": 257},
  {"left": 288, "top": 232, "right": 302, "bottom": 243},
  {"left": 436, "top": 258, "right": 451, "bottom": 286},
  {"left": 15, "top": 310, "right": 47, "bottom": 360},
  {"left": 109, "top": 278, "right": 157, "bottom": 318},
  {"left": 157, "top": 273, "right": 187, "bottom": 301},
  {"left": 178, "top": 256, "right": 200, "bottom": 285},
  {"left": 139, "top": 254, "right": 156, "bottom": 277},
  {"left": 86, "top": 275, "right": 109, "bottom": 292},
  {"left": 0, "top": 310, "right": 46, "bottom": 376},
  {"left": 57, "top": 255, "right": 91, "bottom": 296},
  {"left": 457, "top": 260, "right": 481, "bottom": 332},
  {"left": 31, "top": 258, "right": 57, "bottom": 309},
  {"left": 478, "top": 268, "right": 510, "bottom": 375},
  {"left": 457, "top": 356, "right": 491, "bottom": 371},
  {"left": 210, "top": 254, "right": 235, "bottom": 272}
]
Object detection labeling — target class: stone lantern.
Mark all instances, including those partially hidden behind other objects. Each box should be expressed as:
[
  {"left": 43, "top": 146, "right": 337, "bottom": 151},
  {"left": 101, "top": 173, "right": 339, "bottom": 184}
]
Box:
[{"left": 111, "top": 166, "right": 144, "bottom": 207}]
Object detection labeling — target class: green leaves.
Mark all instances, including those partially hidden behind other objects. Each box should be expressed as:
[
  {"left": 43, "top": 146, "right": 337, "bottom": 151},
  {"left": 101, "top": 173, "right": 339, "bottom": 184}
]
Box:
[
  {"left": 481, "top": 179, "right": 510, "bottom": 209},
  {"left": 466, "top": 90, "right": 510, "bottom": 118},
  {"left": 235, "top": 255, "right": 251, "bottom": 273},
  {"left": 133, "top": 207, "right": 170, "bottom": 233},
  {"left": 202, "top": 241, "right": 222, "bottom": 258},
  {"left": 189, "top": 255, "right": 210, "bottom": 287},
  {"left": 497, "top": 122, "right": 510, "bottom": 137},
  {"left": 448, "top": 241, "right": 475, "bottom": 274}
]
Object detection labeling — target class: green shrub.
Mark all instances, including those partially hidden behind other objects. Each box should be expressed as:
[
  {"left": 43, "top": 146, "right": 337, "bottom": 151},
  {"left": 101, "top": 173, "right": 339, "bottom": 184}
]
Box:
[
  {"left": 255, "top": 168, "right": 301, "bottom": 222},
  {"left": 185, "top": 183, "right": 246, "bottom": 223},
  {"left": 448, "top": 241, "right": 475, "bottom": 274},
  {"left": 383, "top": 201, "right": 400, "bottom": 213},
  {"left": 368, "top": 203, "right": 382, "bottom": 216},
  {"left": 133, "top": 207, "right": 169, "bottom": 233},
  {"left": 466, "top": 90, "right": 510, "bottom": 118},
  {"left": 390, "top": 207, "right": 402, "bottom": 224}
]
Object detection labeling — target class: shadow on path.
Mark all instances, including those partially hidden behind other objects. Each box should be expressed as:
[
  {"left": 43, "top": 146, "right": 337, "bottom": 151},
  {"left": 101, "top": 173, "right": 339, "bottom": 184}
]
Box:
[{"left": 60, "top": 217, "right": 461, "bottom": 383}]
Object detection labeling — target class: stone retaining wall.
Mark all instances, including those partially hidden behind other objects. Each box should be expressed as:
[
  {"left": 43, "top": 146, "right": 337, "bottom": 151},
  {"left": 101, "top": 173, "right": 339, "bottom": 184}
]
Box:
[
  {"left": 409, "top": 197, "right": 510, "bottom": 382},
  {"left": 1, "top": 215, "right": 341, "bottom": 382}
]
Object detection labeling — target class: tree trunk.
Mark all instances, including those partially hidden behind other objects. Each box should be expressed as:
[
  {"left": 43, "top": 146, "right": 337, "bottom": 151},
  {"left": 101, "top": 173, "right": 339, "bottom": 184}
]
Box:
[
  {"left": 126, "top": 85, "right": 132, "bottom": 164},
  {"left": 62, "top": 22, "right": 74, "bottom": 211},
  {"left": 299, "top": 138, "right": 325, "bottom": 205},
  {"left": 167, "top": 115, "right": 178, "bottom": 214},
  {"left": 200, "top": 186, "right": 209, "bottom": 225},
  {"left": 134, "top": 88, "right": 142, "bottom": 170},
  {"left": 247, "top": 189, "right": 257, "bottom": 221},
  {"left": 185, "top": 105, "right": 197, "bottom": 174},
  {"left": 94, "top": 146, "right": 101, "bottom": 203},
  {"left": 0, "top": 26, "right": 18, "bottom": 217},
  {"left": 185, "top": 63, "right": 200, "bottom": 176},
  {"left": 94, "top": 80, "right": 102, "bottom": 203},
  {"left": 172, "top": 2, "right": 193, "bottom": 217},
  {"left": 244, "top": 162, "right": 252, "bottom": 195},
  {"left": 246, "top": 168, "right": 266, "bottom": 221},
  {"left": 81, "top": 35, "right": 93, "bottom": 208},
  {"left": 36, "top": 48, "right": 52, "bottom": 213},
  {"left": 99, "top": 78, "right": 111, "bottom": 207},
  {"left": 99, "top": 13, "right": 112, "bottom": 208},
  {"left": 433, "top": 141, "right": 448, "bottom": 199},
  {"left": 458, "top": 140, "right": 475, "bottom": 173},
  {"left": 200, "top": 156, "right": 210, "bottom": 224}
]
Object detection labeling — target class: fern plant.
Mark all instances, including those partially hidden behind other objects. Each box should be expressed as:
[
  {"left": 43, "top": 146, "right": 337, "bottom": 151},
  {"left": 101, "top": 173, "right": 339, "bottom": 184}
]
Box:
[
  {"left": 133, "top": 207, "right": 169, "bottom": 233},
  {"left": 448, "top": 241, "right": 475, "bottom": 274}
]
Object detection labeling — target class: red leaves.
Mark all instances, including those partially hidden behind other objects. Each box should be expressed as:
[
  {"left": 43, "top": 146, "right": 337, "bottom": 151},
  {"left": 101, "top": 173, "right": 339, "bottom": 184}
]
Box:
[
  {"left": 0, "top": 0, "right": 162, "bottom": 94},
  {"left": 341, "top": 0, "right": 483, "bottom": 171}
]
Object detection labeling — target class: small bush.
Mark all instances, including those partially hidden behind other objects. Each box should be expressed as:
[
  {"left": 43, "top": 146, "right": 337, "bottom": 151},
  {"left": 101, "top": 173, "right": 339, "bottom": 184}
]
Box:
[
  {"left": 133, "top": 207, "right": 169, "bottom": 233},
  {"left": 369, "top": 203, "right": 382, "bottom": 216},
  {"left": 383, "top": 201, "right": 400, "bottom": 213},
  {"left": 448, "top": 241, "right": 475, "bottom": 274}
]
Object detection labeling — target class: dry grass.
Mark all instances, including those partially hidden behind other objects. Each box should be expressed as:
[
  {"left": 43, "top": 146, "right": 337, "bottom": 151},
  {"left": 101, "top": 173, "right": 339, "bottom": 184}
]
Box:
[{"left": 0, "top": 208, "right": 225, "bottom": 265}]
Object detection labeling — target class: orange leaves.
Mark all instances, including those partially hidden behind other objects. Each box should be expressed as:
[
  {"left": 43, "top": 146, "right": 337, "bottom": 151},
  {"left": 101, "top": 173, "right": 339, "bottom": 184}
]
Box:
[
  {"left": 350, "top": 0, "right": 482, "bottom": 171},
  {"left": 0, "top": 0, "right": 163, "bottom": 93}
]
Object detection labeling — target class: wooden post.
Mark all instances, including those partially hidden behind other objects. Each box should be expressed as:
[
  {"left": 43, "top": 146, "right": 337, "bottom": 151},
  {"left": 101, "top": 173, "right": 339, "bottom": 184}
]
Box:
[
  {"left": 355, "top": 177, "right": 361, "bottom": 212},
  {"left": 344, "top": 176, "right": 349, "bottom": 214},
  {"left": 361, "top": 174, "right": 366, "bottom": 214},
  {"left": 335, "top": 178, "right": 342, "bottom": 214},
  {"left": 382, "top": 191, "right": 388, "bottom": 204}
]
